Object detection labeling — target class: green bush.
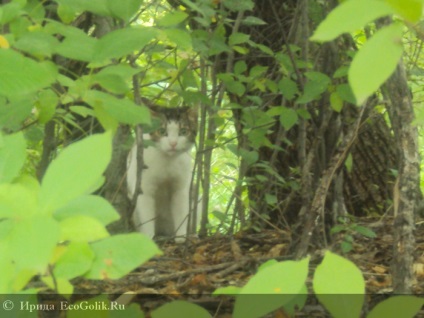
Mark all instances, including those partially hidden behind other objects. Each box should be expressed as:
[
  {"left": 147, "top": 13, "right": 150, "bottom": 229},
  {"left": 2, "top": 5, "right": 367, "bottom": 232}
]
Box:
[{"left": 0, "top": 131, "right": 161, "bottom": 295}]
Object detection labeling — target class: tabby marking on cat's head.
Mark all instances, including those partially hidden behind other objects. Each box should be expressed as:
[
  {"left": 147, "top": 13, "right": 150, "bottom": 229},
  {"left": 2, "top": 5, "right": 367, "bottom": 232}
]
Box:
[{"left": 149, "top": 106, "right": 198, "bottom": 156}]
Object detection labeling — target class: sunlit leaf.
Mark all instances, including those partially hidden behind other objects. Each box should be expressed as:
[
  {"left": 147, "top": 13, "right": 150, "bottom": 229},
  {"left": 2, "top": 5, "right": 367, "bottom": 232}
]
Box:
[
  {"left": 53, "top": 242, "right": 94, "bottom": 280},
  {"left": 84, "top": 91, "right": 151, "bottom": 126},
  {"left": 0, "top": 97, "right": 33, "bottom": 131},
  {"left": 0, "top": 50, "right": 57, "bottom": 97},
  {"left": 330, "top": 91, "right": 343, "bottom": 112},
  {"left": 40, "top": 132, "right": 112, "bottom": 212},
  {"left": 310, "top": 0, "right": 395, "bottom": 42},
  {"left": 85, "top": 233, "right": 161, "bottom": 279},
  {"left": 384, "top": 0, "right": 423, "bottom": 22},
  {"left": 0, "top": 132, "right": 26, "bottom": 184},
  {"left": 8, "top": 216, "right": 60, "bottom": 271},
  {"left": 54, "top": 195, "right": 119, "bottom": 226},
  {"left": 14, "top": 31, "right": 59, "bottom": 58},
  {"left": 157, "top": 11, "right": 188, "bottom": 27},
  {"left": 152, "top": 301, "right": 211, "bottom": 318},
  {"left": 59, "top": 215, "right": 109, "bottom": 242},
  {"left": 313, "top": 251, "right": 365, "bottom": 318},
  {"left": 234, "top": 257, "right": 309, "bottom": 318},
  {"left": 107, "top": 0, "right": 143, "bottom": 22},
  {"left": 37, "top": 89, "right": 59, "bottom": 124},
  {"left": 368, "top": 296, "right": 424, "bottom": 318},
  {"left": 348, "top": 23, "right": 403, "bottom": 105},
  {"left": 92, "top": 27, "right": 156, "bottom": 65}
]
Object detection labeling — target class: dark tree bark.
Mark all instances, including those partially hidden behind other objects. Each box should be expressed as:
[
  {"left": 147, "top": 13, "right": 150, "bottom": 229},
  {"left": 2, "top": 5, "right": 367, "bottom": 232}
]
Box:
[{"left": 103, "top": 125, "right": 134, "bottom": 233}]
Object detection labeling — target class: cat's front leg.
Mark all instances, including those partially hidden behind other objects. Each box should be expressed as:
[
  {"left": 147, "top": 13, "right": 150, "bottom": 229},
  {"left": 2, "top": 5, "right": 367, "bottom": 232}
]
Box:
[
  {"left": 171, "top": 188, "right": 190, "bottom": 243},
  {"left": 133, "top": 193, "right": 156, "bottom": 240}
]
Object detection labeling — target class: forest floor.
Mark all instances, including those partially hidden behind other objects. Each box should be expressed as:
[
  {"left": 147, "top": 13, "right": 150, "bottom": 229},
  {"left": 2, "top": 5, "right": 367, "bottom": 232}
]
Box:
[{"left": 65, "top": 216, "right": 424, "bottom": 317}]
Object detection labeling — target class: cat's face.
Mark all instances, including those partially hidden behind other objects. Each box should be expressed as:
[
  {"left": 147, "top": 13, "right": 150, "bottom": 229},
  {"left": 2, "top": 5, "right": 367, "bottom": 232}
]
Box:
[{"left": 150, "top": 107, "right": 197, "bottom": 155}]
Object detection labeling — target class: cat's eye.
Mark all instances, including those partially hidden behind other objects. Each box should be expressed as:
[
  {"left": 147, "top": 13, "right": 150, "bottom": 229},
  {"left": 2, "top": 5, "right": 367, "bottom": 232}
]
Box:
[
  {"left": 179, "top": 128, "right": 188, "bottom": 136},
  {"left": 158, "top": 128, "right": 167, "bottom": 136}
]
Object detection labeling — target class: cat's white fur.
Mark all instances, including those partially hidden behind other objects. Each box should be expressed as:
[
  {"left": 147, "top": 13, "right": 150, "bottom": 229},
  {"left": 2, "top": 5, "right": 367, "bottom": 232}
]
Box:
[{"left": 127, "top": 121, "right": 195, "bottom": 242}]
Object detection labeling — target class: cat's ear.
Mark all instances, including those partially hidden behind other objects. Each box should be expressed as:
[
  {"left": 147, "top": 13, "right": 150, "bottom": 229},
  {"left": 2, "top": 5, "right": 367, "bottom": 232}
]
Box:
[
  {"left": 188, "top": 104, "right": 199, "bottom": 121},
  {"left": 141, "top": 97, "right": 161, "bottom": 115}
]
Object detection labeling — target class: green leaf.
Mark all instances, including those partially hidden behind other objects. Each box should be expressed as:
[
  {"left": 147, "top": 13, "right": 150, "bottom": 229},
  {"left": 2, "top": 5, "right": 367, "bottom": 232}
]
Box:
[
  {"left": 249, "top": 65, "right": 268, "bottom": 78},
  {"left": 152, "top": 301, "right": 211, "bottom": 318},
  {"left": 0, "top": 2, "right": 23, "bottom": 24},
  {"left": 242, "top": 16, "right": 267, "bottom": 26},
  {"left": 0, "top": 96, "right": 33, "bottom": 131},
  {"left": 239, "top": 149, "right": 258, "bottom": 166},
  {"left": 313, "top": 251, "right": 364, "bottom": 318},
  {"left": 330, "top": 91, "right": 343, "bottom": 112},
  {"left": 218, "top": 74, "right": 245, "bottom": 96},
  {"left": 92, "top": 27, "right": 156, "bottom": 65},
  {"left": 8, "top": 216, "right": 60, "bottom": 271},
  {"left": 296, "top": 72, "right": 330, "bottom": 104},
  {"left": 384, "top": 0, "right": 423, "bottom": 22},
  {"left": 352, "top": 225, "right": 377, "bottom": 238},
  {"left": 53, "top": 242, "right": 94, "bottom": 280},
  {"left": 283, "top": 284, "right": 308, "bottom": 316},
  {"left": 345, "top": 152, "right": 353, "bottom": 173},
  {"left": 92, "top": 73, "right": 131, "bottom": 94},
  {"left": 163, "top": 29, "right": 192, "bottom": 50},
  {"left": 213, "top": 286, "right": 242, "bottom": 296},
  {"left": 42, "top": 276, "right": 74, "bottom": 295},
  {"left": 14, "top": 31, "right": 60, "bottom": 58},
  {"left": 341, "top": 240, "right": 353, "bottom": 253},
  {"left": 84, "top": 91, "right": 151, "bottom": 126},
  {"left": 367, "top": 296, "right": 424, "bottom": 318},
  {"left": 110, "top": 303, "right": 145, "bottom": 318},
  {"left": 57, "top": 3, "right": 77, "bottom": 23},
  {"left": 234, "top": 61, "right": 247, "bottom": 75},
  {"left": 67, "top": 295, "right": 145, "bottom": 318},
  {"left": 54, "top": 195, "right": 119, "bottom": 226},
  {"left": 258, "top": 259, "right": 279, "bottom": 272},
  {"left": 0, "top": 132, "right": 26, "bottom": 184},
  {"left": 96, "top": 64, "right": 140, "bottom": 79},
  {"left": 0, "top": 50, "right": 57, "bottom": 97},
  {"left": 278, "top": 78, "right": 299, "bottom": 100},
  {"left": 37, "top": 89, "right": 59, "bottom": 124},
  {"left": 349, "top": 23, "right": 403, "bottom": 105},
  {"left": 40, "top": 132, "right": 112, "bottom": 212},
  {"left": 337, "top": 83, "right": 356, "bottom": 104},
  {"left": 0, "top": 179, "right": 40, "bottom": 219},
  {"left": 85, "top": 233, "right": 161, "bottom": 279},
  {"left": 92, "top": 65, "right": 137, "bottom": 93},
  {"left": 334, "top": 66, "right": 349, "bottom": 78},
  {"left": 234, "top": 257, "right": 309, "bottom": 318},
  {"left": 223, "top": 0, "right": 254, "bottom": 11},
  {"left": 59, "top": 215, "right": 110, "bottom": 242},
  {"left": 92, "top": 104, "right": 119, "bottom": 132},
  {"left": 54, "top": 29, "right": 97, "bottom": 62},
  {"left": 279, "top": 106, "right": 298, "bottom": 130},
  {"left": 69, "top": 106, "right": 94, "bottom": 118},
  {"left": 107, "top": 0, "right": 143, "bottom": 22},
  {"left": 310, "top": 0, "right": 395, "bottom": 42},
  {"left": 157, "top": 11, "right": 188, "bottom": 27},
  {"left": 57, "top": 0, "right": 110, "bottom": 17},
  {"left": 229, "top": 32, "right": 250, "bottom": 46}
]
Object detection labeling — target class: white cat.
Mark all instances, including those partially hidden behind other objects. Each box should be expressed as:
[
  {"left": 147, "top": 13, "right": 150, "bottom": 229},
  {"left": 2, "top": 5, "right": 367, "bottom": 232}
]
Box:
[{"left": 127, "top": 106, "right": 198, "bottom": 242}]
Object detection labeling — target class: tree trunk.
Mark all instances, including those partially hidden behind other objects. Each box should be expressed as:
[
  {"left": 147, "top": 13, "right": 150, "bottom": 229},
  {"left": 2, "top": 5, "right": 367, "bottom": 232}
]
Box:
[{"left": 383, "top": 62, "right": 419, "bottom": 293}]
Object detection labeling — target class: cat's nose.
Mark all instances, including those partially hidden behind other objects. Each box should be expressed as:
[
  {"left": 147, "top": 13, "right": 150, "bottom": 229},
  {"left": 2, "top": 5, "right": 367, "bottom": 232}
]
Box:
[{"left": 169, "top": 141, "right": 177, "bottom": 148}]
